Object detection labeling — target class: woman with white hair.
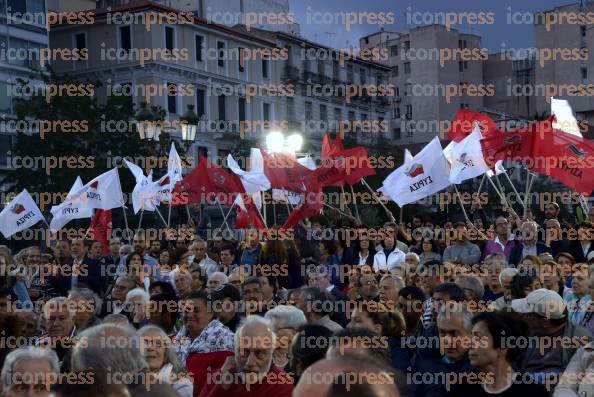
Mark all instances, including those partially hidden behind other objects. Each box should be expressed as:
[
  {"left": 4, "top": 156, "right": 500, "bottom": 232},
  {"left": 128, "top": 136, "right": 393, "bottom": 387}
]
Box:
[
  {"left": 1, "top": 346, "right": 59, "bottom": 397},
  {"left": 138, "top": 325, "right": 193, "bottom": 397},
  {"left": 265, "top": 305, "right": 307, "bottom": 368},
  {"left": 125, "top": 288, "right": 150, "bottom": 327}
]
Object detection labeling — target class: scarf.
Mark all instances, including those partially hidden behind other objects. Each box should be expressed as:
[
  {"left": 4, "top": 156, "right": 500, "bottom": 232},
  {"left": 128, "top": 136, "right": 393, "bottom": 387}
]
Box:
[{"left": 174, "top": 319, "right": 234, "bottom": 364}]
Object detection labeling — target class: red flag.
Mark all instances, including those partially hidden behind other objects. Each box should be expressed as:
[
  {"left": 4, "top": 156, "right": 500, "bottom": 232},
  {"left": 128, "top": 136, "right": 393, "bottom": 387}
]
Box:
[
  {"left": 322, "top": 133, "right": 344, "bottom": 158},
  {"left": 174, "top": 157, "right": 244, "bottom": 206},
  {"left": 309, "top": 146, "right": 376, "bottom": 188},
  {"left": 449, "top": 109, "right": 499, "bottom": 142},
  {"left": 261, "top": 148, "right": 316, "bottom": 192},
  {"left": 341, "top": 147, "right": 376, "bottom": 185},
  {"left": 531, "top": 124, "right": 594, "bottom": 195},
  {"left": 235, "top": 207, "right": 250, "bottom": 229},
  {"left": 281, "top": 189, "right": 324, "bottom": 229},
  {"left": 237, "top": 193, "right": 267, "bottom": 230},
  {"left": 480, "top": 129, "right": 535, "bottom": 168},
  {"left": 90, "top": 209, "right": 112, "bottom": 255}
]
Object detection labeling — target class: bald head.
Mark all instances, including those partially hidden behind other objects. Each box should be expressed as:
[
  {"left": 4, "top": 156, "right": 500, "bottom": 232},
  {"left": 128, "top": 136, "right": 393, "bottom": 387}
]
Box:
[{"left": 293, "top": 355, "right": 399, "bottom": 397}]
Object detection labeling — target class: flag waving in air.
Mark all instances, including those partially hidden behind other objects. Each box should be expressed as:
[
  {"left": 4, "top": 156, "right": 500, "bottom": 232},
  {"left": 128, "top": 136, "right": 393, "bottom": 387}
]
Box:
[
  {"left": 49, "top": 176, "right": 94, "bottom": 232},
  {"left": 449, "top": 109, "right": 499, "bottom": 142},
  {"left": 443, "top": 126, "right": 490, "bottom": 184},
  {"left": 380, "top": 137, "right": 451, "bottom": 207},
  {"left": 124, "top": 160, "right": 157, "bottom": 214},
  {"left": 0, "top": 189, "right": 45, "bottom": 238}
]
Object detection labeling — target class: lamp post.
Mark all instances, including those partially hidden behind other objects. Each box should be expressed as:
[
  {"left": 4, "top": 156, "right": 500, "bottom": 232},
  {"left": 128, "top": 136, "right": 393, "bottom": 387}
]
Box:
[{"left": 180, "top": 104, "right": 199, "bottom": 152}]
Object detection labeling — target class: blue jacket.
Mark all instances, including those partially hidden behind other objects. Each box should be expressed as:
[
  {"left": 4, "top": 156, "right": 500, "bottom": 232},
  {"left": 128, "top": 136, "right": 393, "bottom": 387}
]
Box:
[{"left": 410, "top": 355, "right": 477, "bottom": 397}]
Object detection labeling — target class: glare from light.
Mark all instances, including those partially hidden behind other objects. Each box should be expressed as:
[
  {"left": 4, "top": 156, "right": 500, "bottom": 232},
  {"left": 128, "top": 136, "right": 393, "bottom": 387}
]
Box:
[
  {"left": 286, "top": 133, "right": 303, "bottom": 152},
  {"left": 266, "top": 131, "right": 285, "bottom": 152}
]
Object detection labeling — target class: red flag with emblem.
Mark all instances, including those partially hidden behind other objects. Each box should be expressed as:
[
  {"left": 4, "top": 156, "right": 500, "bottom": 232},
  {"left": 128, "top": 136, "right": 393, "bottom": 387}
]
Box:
[
  {"left": 260, "top": 148, "right": 317, "bottom": 193},
  {"left": 449, "top": 109, "right": 500, "bottom": 142},
  {"left": 480, "top": 128, "right": 535, "bottom": 168},
  {"left": 281, "top": 189, "right": 324, "bottom": 229},
  {"left": 530, "top": 120, "right": 594, "bottom": 195}
]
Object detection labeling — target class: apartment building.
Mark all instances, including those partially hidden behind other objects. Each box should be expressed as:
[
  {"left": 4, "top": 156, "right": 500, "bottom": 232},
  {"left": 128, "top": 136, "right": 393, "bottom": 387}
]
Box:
[
  {"left": 251, "top": 29, "right": 392, "bottom": 151},
  {"left": 360, "top": 25, "right": 484, "bottom": 146},
  {"left": 49, "top": 0, "right": 282, "bottom": 162},
  {"left": 483, "top": 49, "right": 536, "bottom": 120},
  {"left": 534, "top": 2, "right": 594, "bottom": 127},
  {"left": 0, "top": 0, "right": 49, "bottom": 174}
]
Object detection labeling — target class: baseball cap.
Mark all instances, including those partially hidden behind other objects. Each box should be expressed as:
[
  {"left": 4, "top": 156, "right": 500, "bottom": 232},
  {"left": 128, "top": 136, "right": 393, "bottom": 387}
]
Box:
[
  {"left": 210, "top": 283, "right": 241, "bottom": 302},
  {"left": 511, "top": 288, "right": 566, "bottom": 320}
]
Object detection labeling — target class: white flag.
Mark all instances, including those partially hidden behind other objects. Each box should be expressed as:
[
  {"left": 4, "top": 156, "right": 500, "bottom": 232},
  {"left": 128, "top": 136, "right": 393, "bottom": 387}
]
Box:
[
  {"left": 552, "top": 97, "right": 582, "bottom": 138},
  {"left": 0, "top": 189, "right": 45, "bottom": 238},
  {"left": 298, "top": 156, "right": 317, "bottom": 170},
  {"left": 125, "top": 160, "right": 158, "bottom": 214},
  {"left": 228, "top": 150, "right": 271, "bottom": 210},
  {"left": 486, "top": 160, "right": 506, "bottom": 178},
  {"left": 67, "top": 169, "right": 124, "bottom": 211},
  {"left": 49, "top": 176, "right": 93, "bottom": 232},
  {"left": 381, "top": 137, "right": 451, "bottom": 207},
  {"left": 168, "top": 142, "right": 183, "bottom": 184},
  {"left": 443, "top": 126, "right": 490, "bottom": 184}
]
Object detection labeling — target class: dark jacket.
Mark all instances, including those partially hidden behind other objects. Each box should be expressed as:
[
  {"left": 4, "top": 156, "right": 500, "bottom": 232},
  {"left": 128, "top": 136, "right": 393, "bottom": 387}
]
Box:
[
  {"left": 568, "top": 240, "right": 594, "bottom": 263},
  {"left": 410, "top": 354, "right": 477, "bottom": 397},
  {"left": 51, "top": 257, "right": 108, "bottom": 297}
]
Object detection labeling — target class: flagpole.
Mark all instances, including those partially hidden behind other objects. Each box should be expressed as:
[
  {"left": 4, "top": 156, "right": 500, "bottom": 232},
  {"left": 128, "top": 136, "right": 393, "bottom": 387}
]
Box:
[
  {"left": 121, "top": 205, "right": 131, "bottom": 244},
  {"left": 349, "top": 184, "right": 361, "bottom": 224},
  {"left": 262, "top": 192, "right": 267, "bottom": 226},
  {"left": 186, "top": 205, "right": 192, "bottom": 225},
  {"left": 453, "top": 185, "right": 488, "bottom": 240},
  {"left": 216, "top": 201, "right": 232, "bottom": 232},
  {"left": 323, "top": 203, "right": 356, "bottom": 221},
  {"left": 136, "top": 208, "right": 144, "bottom": 236},
  {"left": 502, "top": 171, "right": 522, "bottom": 210},
  {"left": 523, "top": 172, "right": 536, "bottom": 212},
  {"left": 487, "top": 175, "right": 520, "bottom": 220},
  {"left": 167, "top": 200, "right": 173, "bottom": 227},
  {"left": 214, "top": 202, "right": 235, "bottom": 236},
  {"left": 154, "top": 206, "right": 168, "bottom": 227},
  {"left": 361, "top": 178, "right": 395, "bottom": 222}
]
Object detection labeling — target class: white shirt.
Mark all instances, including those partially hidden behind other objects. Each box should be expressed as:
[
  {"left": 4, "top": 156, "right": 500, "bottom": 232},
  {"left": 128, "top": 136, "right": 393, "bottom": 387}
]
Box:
[
  {"left": 373, "top": 248, "right": 405, "bottom": 272},
  {"left": 358, "top": 251, "right": 370, "bottom": 266}
]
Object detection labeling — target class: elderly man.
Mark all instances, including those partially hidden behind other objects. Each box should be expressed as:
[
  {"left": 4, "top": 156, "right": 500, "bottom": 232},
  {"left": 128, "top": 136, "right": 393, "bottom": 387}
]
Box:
[
  {"left": 199, "top": 316, "right": 293, "bottom": 397},
  {"left": 265, "top": 305, "right": 307, "bottom": 368},
  {"left": 67, "top": 287, "right": 101, "bottom": 331},
  {"left": 101, "top": 275, "right": 137, "bottom": 316},
  {"left": 206, "top": 272, "right": 228, "bottom": 293},
  {"left": 171, "top": 268, "right": 193, "bottom": 296},
  {"left": 0, "top": 347, "right": 60, "bottom": 397},
  {"left": 488, "top": 267, "right": 519, "bottom": 311},
  {"left": 379, "top": 274, "right": 405, "bottom": 304},
  {"left": 481, "top": 216, "right": 522, "bottom": 265},
  {"left": 519, "top": 221, "right": 551, "bottom": 258},
  {"left": 36, "top": 297, "right": 76, "bottom": 370},
  {"left": 513, "top": 289, "right": 592, "bottom": 385},
  {"left": 191, "top": 239, "right": 218, "bottom": 278},
  {"left": 72, "top": 324, "right": 178, "bottom": 397},
  {"left": 545, "top": 219, "right": 570, "bottom": 257},
  {"left": 358, "top": 273, "right": 380, "bottom": 301},
  {"left": 410, "top": 303, "right": 476, "bottom": 397}
]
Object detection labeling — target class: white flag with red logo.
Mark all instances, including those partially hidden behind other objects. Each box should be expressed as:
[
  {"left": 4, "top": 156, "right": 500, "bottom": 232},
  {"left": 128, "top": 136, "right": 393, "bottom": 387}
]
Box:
[
  {"left": 0, "top": 189, "right": 45, "bottom": 238},
  {"left": 380, "top": 137, "right": 451, "bottom": 206},
  {"left": 49, "top": 176, "right": 94, "bottom": 232},
  {"left": 65, "top": 169, "right": 124, "bottom": 212},
  {"left": 443, "top": 126, "right": 490, "bottom": 184},
  {"left": 125, "top": 160, "right": 157, "bottom": 214}
]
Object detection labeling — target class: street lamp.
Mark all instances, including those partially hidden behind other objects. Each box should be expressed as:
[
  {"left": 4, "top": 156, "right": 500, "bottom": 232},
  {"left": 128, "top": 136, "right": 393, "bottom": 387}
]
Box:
[
  {"left": 180, "top": 104, "right": 199, "bottom": 142},
  {"left": 265, "top": 131, "right": 303, "bottom": 154}
]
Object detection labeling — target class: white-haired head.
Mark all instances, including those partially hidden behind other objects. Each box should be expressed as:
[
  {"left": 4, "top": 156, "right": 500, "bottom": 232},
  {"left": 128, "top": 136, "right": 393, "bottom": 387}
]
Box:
[{"left": 1, "top": 347, "right": 59, "bottom": 390}]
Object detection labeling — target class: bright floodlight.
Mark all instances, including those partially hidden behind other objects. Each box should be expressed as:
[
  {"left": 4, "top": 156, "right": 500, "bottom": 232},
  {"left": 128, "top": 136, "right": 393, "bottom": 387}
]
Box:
[
  {"left": 266, "top": 131, "right": 285, "bottom": 152},
  {"left": 286, "top": 133, "right": 303, "bottom": 152}
]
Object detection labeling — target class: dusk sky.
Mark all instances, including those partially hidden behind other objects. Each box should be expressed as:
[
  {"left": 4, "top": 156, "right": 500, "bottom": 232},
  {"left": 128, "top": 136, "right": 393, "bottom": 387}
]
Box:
[{"left": 290, "top": 0, "right": 571, "bottom": 50}]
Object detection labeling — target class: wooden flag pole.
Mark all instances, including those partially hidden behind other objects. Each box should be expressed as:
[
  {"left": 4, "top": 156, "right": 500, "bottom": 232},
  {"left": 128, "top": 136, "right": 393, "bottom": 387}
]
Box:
[
  {"left": 523, "top": 172, "right": 536, "bottom": 212},
  {"left": 488, "top": 176, "right": 520, "bottom": 220},
  {"left": 214, "top": 202, "right": 236, "bottom": 237},
  {"left": 136, "top": 208, "right": 144, "bottom": 236},
  {"left": 167, "top": 199, "right": 173, "bottom": 227},
  {"left": 454, "top": 185, "right": 488, "bottom": 240},
  {"left": 323, "top": 203, "right": 357, "bottom": 222},
  {"left": 361, "top": 178, "right": 395, "bottom": 222},
  {"left": 349, "top": 184, "right": 361, "bottom": 224},
  {"left": 121, "top": 205, "right": 132, "bottom": 244},
  {"left": 154, "top": 206, "right": 168, "bottom": 227},
  {"left": 216, "top": 201, "right": 233, "bottom": 232}
]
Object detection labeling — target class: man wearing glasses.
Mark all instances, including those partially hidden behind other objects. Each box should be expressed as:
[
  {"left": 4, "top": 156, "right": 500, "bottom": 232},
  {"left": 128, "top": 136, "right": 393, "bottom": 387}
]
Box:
[{"left": 481, "top": 215, "right": 522, "bottom": 265}]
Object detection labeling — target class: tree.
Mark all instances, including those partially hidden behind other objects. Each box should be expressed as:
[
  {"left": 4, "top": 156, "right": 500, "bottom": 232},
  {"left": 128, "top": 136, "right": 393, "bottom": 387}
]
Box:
[{"left": 6, "top": 69, "right": 174, "bottom": 199}]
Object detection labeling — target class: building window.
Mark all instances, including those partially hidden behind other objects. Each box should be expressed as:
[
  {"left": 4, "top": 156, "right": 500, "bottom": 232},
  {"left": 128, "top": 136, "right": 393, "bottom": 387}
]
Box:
[
  {"left": 74, "top": 33, "right": 86, "bottom": 50},
  {"left": 119, "top": 26, "right": 131, "bottom": 54},
  {"left": 165, "top": 26, "right": 175, "bottom": 51},
  {"left": 195, "top": 35, "right": 204, "bottom": 62},
  {"left": 348, "top": 111, "right": 355, "bottom": 121},
  {"left": 238, "top": 97, "right": 246, "bottom": 122},
  {"left": 393, "top": 65, "right": 398, "bottom": 77},
  {"left": 360, "top": 68, "right": 366, "bottom": 84},
  {"left": 28, "top": 0, "right": 44, "bottom": 14},
  {"left": 7, "top": 0, "right": 25, "bottom": 14},
  {"left": 262, "top": 58, "right": 269, "bottom": 78},
  {"left": 305, "top": 102, "right": 313, "bottom": 120},
  {"left": 238, "top": 47, "right": 245, "bottom": 73},
  {"left": 0, "top": 81, "right": 11, "bottom": 113},
  {"left": 167, "top": 83, "right": 177, "bottom": 114},
  {"left": 405, "top": 83, "right": 411, "bottom": 96},
  {"left": 582, "top": 66, "right": 588, "bottom": 80},
  {"left": 196, "top": 88, "right": 206, "bottom": 118},
  {"left": 318, "top": 59, "right": 324, "bottom": 76},
  {"left": 347, "top": 65, "right": 353, "bottom": 81},
  {"left": 333, "top": 61, "right": 340, "bottom": 80},
  {"left": 390, "top": 46, "right": 398, "bottom": 57},
  {"left": 403, "top": 41, "right": 410, "bottom": 51},
  {"left": 394, "top": 107, "right": 400, "bottom": 118},
  {"left": 464, "top": 61, "right": 468, "bottom": 69},
  {"left": 0, "top": 135, "right": 11, "bottom": 167},
  {"left": 406, "top": 104, "right": 412, "bottom": 119},
  {"left": 404, "top": 62, "right": 410, "bottom": 74},
  {"left": 582, "top": 25, "right": 587, "bottom": 37},
  {"left": 218, "top": 95, "right": 226, "bottom": 121},
  {"left": 320, "top": 104, "right": 327, "bottom": 121},
  {"left": 197, "top": 146, "right": 208, "bottom": 159},
  {"left": 217, "top": 41, "right": 225, "bottom": 68},
  {"left": 395, "top": 86, "right": 400, "bottom": 96},
  {"left": 262, "top": 102, "right": 270, "bottom": 121},
  {"left": 376, "top": 73, "right": 383, "bottom": 85},
  {"left": 459, "top": 61, "right": 464, "bottom": 72},
  {"left": 334, "top": 107, "right": 341, "bottom": 121}
]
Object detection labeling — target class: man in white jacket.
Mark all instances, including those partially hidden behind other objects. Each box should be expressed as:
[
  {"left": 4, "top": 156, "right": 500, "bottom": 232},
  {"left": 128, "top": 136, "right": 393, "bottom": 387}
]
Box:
[{"left": 373, "top": 232, "right": 406, "bottom": 272}]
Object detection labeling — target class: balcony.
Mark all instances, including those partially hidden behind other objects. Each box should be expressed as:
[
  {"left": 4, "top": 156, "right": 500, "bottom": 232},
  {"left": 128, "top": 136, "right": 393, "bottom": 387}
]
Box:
[{"left": 282, "top": 65, "right": 301, "bottom": 83}]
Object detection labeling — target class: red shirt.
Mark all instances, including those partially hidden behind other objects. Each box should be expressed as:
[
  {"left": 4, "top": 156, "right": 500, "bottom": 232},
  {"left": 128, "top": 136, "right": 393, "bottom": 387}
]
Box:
[{"left": 198, "top": 366, "right": 294, "bottom": 397}]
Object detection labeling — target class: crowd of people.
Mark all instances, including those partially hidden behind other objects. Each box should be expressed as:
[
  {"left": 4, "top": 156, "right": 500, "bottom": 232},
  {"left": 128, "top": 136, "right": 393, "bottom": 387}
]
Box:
[{"left": 0, "top": 201, "right": 594, "bottom": 396}]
